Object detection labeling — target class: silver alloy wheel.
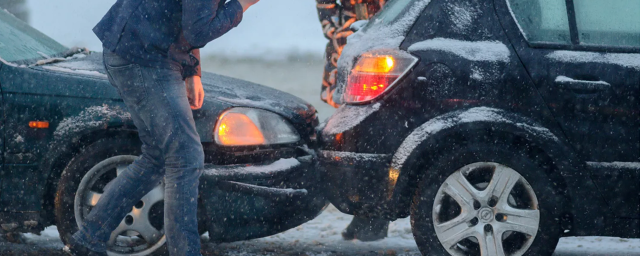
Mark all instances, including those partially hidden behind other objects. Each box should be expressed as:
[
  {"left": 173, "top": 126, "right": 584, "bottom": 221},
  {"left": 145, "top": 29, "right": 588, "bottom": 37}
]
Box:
[
  {"left": 432, "top": 162, "right": 540, "bottom": 256},
  {"left": 74, "top": 155, "right": 166, "bottom": 256}
]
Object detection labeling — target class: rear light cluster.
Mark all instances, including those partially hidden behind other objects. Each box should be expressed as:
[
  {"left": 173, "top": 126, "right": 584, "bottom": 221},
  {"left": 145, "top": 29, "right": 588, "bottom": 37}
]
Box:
[{"left": 344, "top": 50, "right": 418, "bottom": 103}]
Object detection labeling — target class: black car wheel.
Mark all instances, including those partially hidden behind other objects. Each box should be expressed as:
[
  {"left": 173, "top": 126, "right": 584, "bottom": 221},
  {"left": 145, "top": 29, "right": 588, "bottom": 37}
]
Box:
[
  {"left": 55, "top": 137, "right": 169, "bottom": 256},
  {"left": 410, "top": 143, "right": 562, "bottom": 256}
]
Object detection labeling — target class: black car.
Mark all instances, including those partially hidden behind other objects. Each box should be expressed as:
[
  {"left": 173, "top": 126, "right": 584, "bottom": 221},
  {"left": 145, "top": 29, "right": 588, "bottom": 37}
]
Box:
[
  {"left": 0, "top": 9, "right": 326, "bottom": 256},
  {"left": 319, "top": 0, "right": 640, "bottom": 255}
]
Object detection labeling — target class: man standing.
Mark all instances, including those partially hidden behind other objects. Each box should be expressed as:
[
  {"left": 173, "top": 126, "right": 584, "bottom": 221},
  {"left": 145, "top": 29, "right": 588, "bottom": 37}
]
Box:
[
  {"left": 63, "top": 0, "right": 260, "bottom": 255},
  {"left": 315, "top": 0, "right": 390, "bottom": 242}
]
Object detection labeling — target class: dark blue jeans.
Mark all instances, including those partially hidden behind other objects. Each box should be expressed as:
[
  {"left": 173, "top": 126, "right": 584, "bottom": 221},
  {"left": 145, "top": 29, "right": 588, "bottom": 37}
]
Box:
[{"left": 72, "top": 49, "right": 205, "bottom": 256}]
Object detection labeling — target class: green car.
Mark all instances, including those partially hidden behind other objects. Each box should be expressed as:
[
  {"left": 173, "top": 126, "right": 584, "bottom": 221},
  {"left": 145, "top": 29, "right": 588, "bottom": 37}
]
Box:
[{"left": 0, "top": 9, "right": 326, "bottom": 256}]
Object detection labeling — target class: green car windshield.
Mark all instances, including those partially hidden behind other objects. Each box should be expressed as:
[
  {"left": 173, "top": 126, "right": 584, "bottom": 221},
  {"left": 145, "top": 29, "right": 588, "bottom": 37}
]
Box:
[{"left": 0, "top": 10, "right": 67, "bottom": 62}]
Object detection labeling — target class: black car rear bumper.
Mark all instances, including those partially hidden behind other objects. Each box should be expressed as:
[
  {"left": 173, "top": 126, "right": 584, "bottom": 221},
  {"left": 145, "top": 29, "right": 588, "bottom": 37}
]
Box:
[
  {"left": 199, "top": 152, "right": 328, "bottom": 242},
  {"left": 318, "top": 150, "right": 398, "bottom": 219}
]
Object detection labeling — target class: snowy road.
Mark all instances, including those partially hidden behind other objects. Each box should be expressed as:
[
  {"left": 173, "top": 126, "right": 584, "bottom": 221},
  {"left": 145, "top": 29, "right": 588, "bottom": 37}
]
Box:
[{"left": 3, "top": 205, "right": 640, "bottom": 256}]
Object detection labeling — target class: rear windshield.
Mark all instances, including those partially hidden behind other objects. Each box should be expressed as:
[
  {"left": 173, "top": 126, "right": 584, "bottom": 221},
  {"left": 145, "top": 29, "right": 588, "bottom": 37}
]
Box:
[
  {"left": 364, "top": 0, "right": 417, "bottom": 31},
  {"left": 0, "top": 10, "right": 67, "bottom": 62}
]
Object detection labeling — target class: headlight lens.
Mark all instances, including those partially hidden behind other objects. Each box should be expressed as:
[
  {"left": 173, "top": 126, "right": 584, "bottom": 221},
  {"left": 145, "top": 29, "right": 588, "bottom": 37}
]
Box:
[{"left": 214, "top": 108, "right": 300, "bottom": 146}]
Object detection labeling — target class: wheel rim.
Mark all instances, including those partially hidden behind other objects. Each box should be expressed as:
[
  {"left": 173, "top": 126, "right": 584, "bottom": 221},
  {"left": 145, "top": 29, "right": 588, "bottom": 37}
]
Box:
[
  {"left": 432, "top": 162, "right": 540, "bottom": 256},
  {"left": 74, "top": 155, "right": 166, "bottom": 256}
]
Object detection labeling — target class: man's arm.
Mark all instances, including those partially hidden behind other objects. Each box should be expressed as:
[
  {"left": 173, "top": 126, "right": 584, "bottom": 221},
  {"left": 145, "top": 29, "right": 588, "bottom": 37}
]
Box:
[
  {"left": 182, "top": 0, "right": 244, "bottom": 48},
  {"left": 185, "top": 48, "right": 204, "bottom": 110},
  {"left": 316, "top": 0, "right": 339, "bottom": 39}
]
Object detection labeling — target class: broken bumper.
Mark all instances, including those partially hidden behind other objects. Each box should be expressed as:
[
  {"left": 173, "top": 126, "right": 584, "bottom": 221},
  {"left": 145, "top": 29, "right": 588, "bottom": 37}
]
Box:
[
  {"left": 199, "top": 151, "right": 328, "bottom": 242},
  {"left": 318, "top": 150, "right": 396, "bottom": 219}
]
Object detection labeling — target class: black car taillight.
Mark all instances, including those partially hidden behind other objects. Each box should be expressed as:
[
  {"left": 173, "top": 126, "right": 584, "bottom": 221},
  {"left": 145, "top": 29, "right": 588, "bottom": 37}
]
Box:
[{"left": 344, "top": 50, "right": 418, "bottom": 103}]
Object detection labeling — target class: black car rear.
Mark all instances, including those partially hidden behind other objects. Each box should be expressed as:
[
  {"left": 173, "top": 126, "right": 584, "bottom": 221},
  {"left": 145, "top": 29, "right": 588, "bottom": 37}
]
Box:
[{"left": 319, "top": 0, "right": 640, "bottom": 255}]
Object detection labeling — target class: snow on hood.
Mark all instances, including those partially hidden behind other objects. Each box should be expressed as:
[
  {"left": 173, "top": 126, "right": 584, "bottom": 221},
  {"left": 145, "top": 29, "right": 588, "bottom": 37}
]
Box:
[
  {"left": 200, "top": 72, "right": 317, "bottom": 124},
  {"left": 408, "top": 38, "right": 511, "bottom": 62},
  {"left": 391, "top": 107, "right": 559, "bottom": 170},
  {"left": 35, "top": 52, "right": 316, "bottom": 123},
  {"left": 54, "top": 105, "right": 132, "bottom": 138},
  {"left": 547, "top": 51, "right": 640, "bottom": 70},
  {"left": 40, "top": 52, "right": 108, "bottom": 78},
  {"left": 0, "top": 56, "right": 27, "bottom": 68}
]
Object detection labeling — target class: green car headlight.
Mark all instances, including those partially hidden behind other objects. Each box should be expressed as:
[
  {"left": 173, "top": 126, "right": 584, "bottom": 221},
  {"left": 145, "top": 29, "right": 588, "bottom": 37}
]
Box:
[{"left": 214, "top": 108, "right": 300, "bottom": 146}]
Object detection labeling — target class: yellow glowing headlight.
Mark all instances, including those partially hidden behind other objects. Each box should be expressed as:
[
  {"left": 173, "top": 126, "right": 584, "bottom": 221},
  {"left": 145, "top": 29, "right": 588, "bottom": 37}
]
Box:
[{"left": 214, "top": 108, "right": 300, "bottom": 146}]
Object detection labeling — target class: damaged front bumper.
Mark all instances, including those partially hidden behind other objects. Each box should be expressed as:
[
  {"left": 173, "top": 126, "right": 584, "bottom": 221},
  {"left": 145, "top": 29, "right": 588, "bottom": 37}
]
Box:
[
  {"left": 318, "top": 150, "right": 400, "bottom": 219},
  {"left": 198, "top": 148, "right": 328, "bottom": 242}
]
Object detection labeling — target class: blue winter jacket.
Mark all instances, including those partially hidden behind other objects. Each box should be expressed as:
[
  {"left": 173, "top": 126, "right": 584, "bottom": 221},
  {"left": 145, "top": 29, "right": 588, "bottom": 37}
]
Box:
[{"left": 93, "top": 0, "right": 243, "bottom": 78}]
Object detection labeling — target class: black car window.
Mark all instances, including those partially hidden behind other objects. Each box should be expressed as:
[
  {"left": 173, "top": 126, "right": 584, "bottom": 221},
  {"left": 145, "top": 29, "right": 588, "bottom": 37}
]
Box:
[
  {"left": 574, "top": 0, "right": 640, "bottom": 47},
  {"left": 506, "top": 0, "right": 571, "bottom": 44},
  {"left": 0, "top": 10, "right": 67, "bottom": 62}
]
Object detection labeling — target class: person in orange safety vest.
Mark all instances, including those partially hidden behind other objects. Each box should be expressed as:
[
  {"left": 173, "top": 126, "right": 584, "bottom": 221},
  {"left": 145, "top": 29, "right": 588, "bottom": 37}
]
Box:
[{"left": 316, "top": 0, "right": 386, "bottom": 108}]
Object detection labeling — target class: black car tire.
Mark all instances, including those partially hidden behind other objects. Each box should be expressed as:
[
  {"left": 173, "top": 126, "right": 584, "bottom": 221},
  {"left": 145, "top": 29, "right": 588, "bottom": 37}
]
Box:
[
  {"left": 54, "top": 136, "right": 171, "bottom": 256},
  {"left": 410, "top": 143, "right": 562, "bottom": 256}
]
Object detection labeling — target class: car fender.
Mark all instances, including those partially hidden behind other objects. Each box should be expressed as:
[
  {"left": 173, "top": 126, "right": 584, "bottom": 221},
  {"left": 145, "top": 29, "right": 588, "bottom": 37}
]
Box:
[
  {"left": 388, "top": 107, "right": 605, "bottom": 235},
  {"left": 37, "top": 104, "right": 136, "bottom": 225}
]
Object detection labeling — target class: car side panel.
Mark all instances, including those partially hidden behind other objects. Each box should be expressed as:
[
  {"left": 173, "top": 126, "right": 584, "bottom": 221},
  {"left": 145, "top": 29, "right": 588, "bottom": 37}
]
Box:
[
  {"left": 0, "top": 65, "right": 129, "bottom": 214},
  {"left": 494, "top": 0, "right": 640, "bottom": 224}
]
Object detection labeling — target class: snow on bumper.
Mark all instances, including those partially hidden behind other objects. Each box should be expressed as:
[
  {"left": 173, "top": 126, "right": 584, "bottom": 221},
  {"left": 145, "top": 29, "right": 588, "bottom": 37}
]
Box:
[
  {"left": 201, "top": 156, "right": 314, "bottom": 198},
  {"left": 199, "top": 154, "right": 328, "bottom": 242}
]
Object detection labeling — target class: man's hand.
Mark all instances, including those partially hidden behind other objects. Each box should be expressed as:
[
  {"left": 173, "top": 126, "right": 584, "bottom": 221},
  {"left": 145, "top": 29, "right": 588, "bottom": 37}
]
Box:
[
  {"left": 185, "top": 76, "right": 204, "bottom": 110},
  {"left": 238, "top": 0, "right": 260, "bottom": 12}
]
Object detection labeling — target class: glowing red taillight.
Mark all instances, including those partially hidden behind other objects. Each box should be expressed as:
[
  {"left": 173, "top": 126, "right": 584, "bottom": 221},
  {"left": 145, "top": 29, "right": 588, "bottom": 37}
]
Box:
[{"left": 344, "top": 50, "right": 418, "bottom": 103}]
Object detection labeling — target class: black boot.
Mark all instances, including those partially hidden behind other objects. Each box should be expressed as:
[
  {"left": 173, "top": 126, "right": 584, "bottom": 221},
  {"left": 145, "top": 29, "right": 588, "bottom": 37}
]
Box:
[
  {"left": 341, "top": 216, "right": 389, "bottom": 242},
  {"left": 63, "top": 236, "right": 108, "bottom": 256}
]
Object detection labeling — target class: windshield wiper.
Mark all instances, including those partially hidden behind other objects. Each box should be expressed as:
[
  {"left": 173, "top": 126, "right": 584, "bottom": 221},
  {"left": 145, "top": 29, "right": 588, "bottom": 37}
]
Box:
[{"left": 34, "top": 47, "right": 89, "bottom": 66}]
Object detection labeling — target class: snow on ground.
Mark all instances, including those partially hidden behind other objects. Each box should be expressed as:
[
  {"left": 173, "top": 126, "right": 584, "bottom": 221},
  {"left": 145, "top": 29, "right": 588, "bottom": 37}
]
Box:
[
  {"left": 205, "top": 205, "right": 419, "bottom": 256},
  {"left": 7, "top": 205, "right": 640, "bottom": 256}
]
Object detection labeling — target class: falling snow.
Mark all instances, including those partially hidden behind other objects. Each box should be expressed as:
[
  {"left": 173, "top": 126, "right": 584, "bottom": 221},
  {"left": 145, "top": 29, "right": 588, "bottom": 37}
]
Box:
[{"left": 14, "top": 134, "right": 24, "bottom": 143}]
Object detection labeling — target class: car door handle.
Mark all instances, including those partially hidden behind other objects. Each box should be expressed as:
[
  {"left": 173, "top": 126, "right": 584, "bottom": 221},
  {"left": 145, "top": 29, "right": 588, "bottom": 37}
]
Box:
[{"left": 555, "top": 76, "right": 611, "bottom": 93}]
